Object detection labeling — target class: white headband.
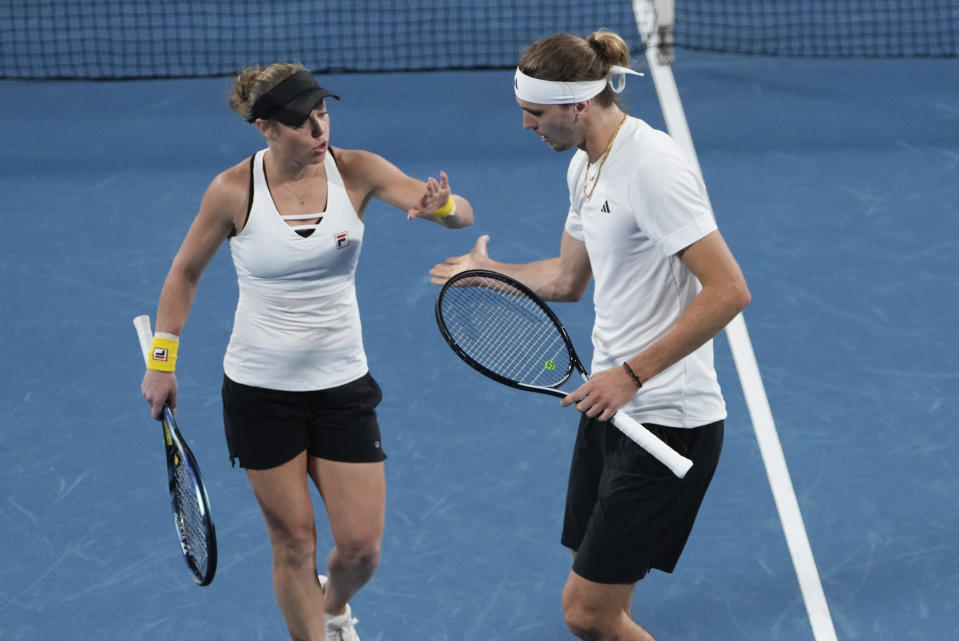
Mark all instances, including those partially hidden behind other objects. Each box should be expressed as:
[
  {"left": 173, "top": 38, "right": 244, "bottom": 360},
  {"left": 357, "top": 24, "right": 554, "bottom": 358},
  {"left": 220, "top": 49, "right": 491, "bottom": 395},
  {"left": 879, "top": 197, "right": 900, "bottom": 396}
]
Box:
[{"left": 513, "top": 65, "right": 644, "bottom": 104}]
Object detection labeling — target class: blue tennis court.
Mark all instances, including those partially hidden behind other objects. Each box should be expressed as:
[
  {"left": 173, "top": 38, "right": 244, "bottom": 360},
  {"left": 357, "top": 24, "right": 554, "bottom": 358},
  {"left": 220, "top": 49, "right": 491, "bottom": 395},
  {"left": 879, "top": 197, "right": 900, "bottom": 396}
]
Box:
[{"left": 2, "top": 4, "right": 957, "bottom": 641}]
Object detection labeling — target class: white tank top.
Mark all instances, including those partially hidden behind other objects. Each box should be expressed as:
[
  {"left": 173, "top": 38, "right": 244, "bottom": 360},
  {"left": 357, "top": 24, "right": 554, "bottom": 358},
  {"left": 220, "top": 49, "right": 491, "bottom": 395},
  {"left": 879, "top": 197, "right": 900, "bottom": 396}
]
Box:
[{"left": 223, "top": 149, "right": 368, "bottom": 391}]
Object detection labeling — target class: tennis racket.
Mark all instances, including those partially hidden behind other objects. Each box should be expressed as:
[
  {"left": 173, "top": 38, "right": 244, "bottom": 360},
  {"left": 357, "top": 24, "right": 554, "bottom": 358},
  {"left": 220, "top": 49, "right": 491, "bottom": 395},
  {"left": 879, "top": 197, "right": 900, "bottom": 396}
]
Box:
[
  {"left": 133, "top": 314, "right": 217, "bottom": 586},
  {"left": 434, "top": 269, "right": 693, "bottom": 478}
]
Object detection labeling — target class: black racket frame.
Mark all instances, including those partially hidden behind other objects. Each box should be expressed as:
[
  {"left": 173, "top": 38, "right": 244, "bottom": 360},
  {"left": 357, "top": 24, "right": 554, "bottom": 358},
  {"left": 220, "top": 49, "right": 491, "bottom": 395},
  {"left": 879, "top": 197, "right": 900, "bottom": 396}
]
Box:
[
  {"left": 435, "top": 269, "right": 587, "bottom": 398},
  {"left": 162, "top": 407, "right": 217, "bottom": 586}
]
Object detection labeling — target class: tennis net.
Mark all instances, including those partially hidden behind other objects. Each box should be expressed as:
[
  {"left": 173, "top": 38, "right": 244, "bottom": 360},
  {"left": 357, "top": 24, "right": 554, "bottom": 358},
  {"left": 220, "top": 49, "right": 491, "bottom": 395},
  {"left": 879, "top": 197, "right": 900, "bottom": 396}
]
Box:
[{"left": 2, "top": 1, "right": 956, "bottom": 79}]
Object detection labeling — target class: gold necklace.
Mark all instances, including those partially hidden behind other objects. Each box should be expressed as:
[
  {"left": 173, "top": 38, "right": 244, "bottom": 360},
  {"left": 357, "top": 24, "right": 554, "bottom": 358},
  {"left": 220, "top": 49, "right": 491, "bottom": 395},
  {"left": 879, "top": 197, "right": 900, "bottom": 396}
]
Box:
[
  {"left": 282, "top": 179, "right": 309, "bottom": 206},
  {"left": 583, "top": 112, "right": 628, "bottom": 200},
  {"left": 279, "top": 166, "right": 320, "bottom": 206}
]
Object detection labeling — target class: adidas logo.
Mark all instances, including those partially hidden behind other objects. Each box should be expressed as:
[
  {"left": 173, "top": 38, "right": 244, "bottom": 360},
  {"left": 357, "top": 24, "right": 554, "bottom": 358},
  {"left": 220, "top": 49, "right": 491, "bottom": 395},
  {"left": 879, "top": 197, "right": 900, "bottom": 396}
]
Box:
[{"left": 600, "top": 200, "right": 611, "bottom": 213}]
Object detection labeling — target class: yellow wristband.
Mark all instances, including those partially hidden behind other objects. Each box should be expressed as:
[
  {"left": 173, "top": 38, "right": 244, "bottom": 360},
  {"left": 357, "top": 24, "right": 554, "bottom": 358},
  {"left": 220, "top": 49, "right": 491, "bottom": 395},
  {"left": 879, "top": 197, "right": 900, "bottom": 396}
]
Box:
[
  {"left": 432, "top": 196, "right": 456, "bottom": 217},
  {"left": 147, "top": 336, "right": 179, "bottom": 372}
]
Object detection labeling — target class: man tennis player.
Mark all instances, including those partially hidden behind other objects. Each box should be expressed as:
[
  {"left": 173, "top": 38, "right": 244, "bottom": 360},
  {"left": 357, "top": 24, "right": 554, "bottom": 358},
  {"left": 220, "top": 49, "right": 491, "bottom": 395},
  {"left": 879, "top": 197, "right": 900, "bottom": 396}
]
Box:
[{"left": 430, "top": 31, "right": 750, "bottom": 641}]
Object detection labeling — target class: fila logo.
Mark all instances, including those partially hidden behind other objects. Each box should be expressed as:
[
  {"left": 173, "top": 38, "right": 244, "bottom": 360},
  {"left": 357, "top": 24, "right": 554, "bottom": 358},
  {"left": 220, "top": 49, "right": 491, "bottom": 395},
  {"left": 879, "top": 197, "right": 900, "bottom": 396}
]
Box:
[
  {"left": 152, "top": 347, "right": 168, "bottom": 362},
  {"left": 335, "top": 232, "right": 350, "bottom": 249},
  {"left": 600, "top": 200, "right": 611, "bottom": 213}
]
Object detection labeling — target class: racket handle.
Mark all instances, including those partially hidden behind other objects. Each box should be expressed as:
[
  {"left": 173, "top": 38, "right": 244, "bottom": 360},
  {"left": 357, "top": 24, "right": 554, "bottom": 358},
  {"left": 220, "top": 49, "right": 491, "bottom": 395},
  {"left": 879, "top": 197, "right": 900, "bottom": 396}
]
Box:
[
  {"left": 133, "top": 314, "right": 154, "bottom": 364},
  {"left": 611, "top": 410, "right": 693, "bottom": 478}
]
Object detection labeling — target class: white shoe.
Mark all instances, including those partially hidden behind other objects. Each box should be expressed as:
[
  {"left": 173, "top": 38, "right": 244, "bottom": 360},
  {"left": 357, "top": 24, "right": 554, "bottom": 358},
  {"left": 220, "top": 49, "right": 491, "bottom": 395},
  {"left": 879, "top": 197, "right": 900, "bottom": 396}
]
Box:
[
  {"left": 317, "top": 574, "right": 361, "bottom": 641},
  {"left": 326, "top": 603, "right": 360, "bottom": 641}
]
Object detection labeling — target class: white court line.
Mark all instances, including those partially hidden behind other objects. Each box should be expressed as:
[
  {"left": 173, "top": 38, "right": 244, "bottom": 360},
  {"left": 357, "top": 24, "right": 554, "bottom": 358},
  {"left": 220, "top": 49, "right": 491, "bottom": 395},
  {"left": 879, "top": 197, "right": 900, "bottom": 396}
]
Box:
[
  {"left": 633, "top": 4, "right": 839, "bottom": 640},
  {"left": 725, "top": 315, "right": 838, "bottom": 641}
]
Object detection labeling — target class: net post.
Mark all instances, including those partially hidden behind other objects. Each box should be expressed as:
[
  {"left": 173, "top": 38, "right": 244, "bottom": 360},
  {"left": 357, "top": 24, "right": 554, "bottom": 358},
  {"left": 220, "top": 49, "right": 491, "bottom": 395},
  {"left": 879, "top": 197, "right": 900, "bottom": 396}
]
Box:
[
  {"left": 653, "top": 0, "right": 676, "bottom": 66},
  {"left": 632, "top": 0, "right": 676, "bottom": 67}
]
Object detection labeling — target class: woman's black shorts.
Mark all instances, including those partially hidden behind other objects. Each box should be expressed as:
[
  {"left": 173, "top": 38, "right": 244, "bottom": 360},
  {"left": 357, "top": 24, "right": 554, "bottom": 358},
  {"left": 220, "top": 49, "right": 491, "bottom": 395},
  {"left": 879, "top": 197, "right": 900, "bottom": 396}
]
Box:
[
  {"left": 561, "top": 415, "right": 724, "bottom": 584},
  {"left": 221, "top": 372, "right": 386, "bottom": 470}
]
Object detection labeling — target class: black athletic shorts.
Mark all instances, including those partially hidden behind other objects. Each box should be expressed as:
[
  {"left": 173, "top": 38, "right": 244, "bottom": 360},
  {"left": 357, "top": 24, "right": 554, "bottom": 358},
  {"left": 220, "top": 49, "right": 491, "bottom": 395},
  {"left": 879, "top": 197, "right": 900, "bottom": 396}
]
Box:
[
  {"left": 221, "top": 372, "right": 386, "bottom": 470},
  {"left": 561, "top": 414, "right": 723, "bottom": 584}
]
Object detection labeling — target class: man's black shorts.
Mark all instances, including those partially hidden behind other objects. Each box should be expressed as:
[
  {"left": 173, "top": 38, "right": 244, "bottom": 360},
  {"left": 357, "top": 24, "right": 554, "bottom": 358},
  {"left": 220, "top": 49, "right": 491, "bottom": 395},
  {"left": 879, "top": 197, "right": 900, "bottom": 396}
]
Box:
[
  {"left": 221, "top": 372, "right": 386, "bottom": 470},
  {"left": 561, "top": 415, "right": 723, "bottom": 584}
]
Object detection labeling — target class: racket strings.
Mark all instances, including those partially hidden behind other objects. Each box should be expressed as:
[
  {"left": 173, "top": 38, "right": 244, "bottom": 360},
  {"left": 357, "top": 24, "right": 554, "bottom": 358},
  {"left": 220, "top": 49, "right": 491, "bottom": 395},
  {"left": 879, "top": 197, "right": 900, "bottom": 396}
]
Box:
[
  {"left": 459, "top": 291, "right": 552, "bottom": 378},
  {"left": 486, "top": 303, "right": 567, "bottom": 384},
  {"left": 171, "top": 461, "right": 211, "bottom": 575},
  {"left": 440, "top": 279, "right": 572, "bottom": 387}
]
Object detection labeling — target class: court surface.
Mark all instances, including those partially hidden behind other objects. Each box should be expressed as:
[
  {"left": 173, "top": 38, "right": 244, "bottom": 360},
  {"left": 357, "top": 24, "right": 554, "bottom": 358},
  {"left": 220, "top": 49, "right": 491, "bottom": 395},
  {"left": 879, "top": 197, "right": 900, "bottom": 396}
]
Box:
[{"left": 1, "top": 51, "right": 957, "bottom": 640}]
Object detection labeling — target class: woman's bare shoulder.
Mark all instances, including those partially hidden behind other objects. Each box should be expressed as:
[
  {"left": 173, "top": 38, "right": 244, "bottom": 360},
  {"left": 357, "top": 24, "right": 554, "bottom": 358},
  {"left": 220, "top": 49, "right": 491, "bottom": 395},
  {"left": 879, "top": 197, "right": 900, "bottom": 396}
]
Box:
[{"left": 198, "top": 155, "right": 257, "bottom": 230}]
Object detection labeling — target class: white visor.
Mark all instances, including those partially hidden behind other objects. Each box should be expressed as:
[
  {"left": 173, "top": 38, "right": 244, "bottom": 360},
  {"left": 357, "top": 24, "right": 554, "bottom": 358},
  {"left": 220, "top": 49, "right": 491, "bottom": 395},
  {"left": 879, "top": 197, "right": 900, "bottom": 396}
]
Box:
[{"left": 513, "top": 65, "right": 644, "bottom": 104}]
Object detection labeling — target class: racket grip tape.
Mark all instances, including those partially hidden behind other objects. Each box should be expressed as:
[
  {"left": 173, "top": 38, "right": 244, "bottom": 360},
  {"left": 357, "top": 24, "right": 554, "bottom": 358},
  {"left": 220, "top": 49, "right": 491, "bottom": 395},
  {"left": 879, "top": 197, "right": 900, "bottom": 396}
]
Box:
[
  {"left": 611, "top": 410, "right": 693, "bottom": 478},
  {"left": 133, "top": 314, "right": 157, "bottom": 365}
]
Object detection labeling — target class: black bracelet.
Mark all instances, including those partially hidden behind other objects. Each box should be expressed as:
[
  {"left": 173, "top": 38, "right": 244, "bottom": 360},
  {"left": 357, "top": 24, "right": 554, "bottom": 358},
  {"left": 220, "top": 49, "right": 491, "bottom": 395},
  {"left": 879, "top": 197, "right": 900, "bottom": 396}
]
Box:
[{"left": 622, "top": 362, "right": 643, "bottom": 389}]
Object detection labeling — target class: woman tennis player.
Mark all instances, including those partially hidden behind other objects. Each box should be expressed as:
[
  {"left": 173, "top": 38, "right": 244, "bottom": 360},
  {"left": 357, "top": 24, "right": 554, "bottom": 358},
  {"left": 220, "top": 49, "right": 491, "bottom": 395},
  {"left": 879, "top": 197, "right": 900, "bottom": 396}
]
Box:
[
  {"left": 141, "top": 62, "right": 473, "bottom": 641},
  {"left": 430, "top": 31, "right": 749, "bottom": 641}
]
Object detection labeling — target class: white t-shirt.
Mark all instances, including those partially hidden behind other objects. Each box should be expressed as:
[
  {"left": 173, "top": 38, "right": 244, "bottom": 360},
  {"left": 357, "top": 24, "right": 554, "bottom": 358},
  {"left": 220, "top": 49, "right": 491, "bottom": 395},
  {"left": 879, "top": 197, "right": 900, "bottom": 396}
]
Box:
[
  {"left": 565, "top": 117, "right": 726, "bottom": 427},
  {"left": 223, "top": 149, "right": 369, "bottom": 391}
]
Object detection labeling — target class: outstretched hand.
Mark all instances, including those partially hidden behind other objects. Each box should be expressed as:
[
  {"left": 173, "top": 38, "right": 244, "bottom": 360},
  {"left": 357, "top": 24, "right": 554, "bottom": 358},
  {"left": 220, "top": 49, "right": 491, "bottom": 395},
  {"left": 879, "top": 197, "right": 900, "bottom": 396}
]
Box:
[
  {"left": 407, "top": 171, "right": 452, "bottom": 220},
  {"left": 429, "top": 234, "right": 492, "bottom": 285}
]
